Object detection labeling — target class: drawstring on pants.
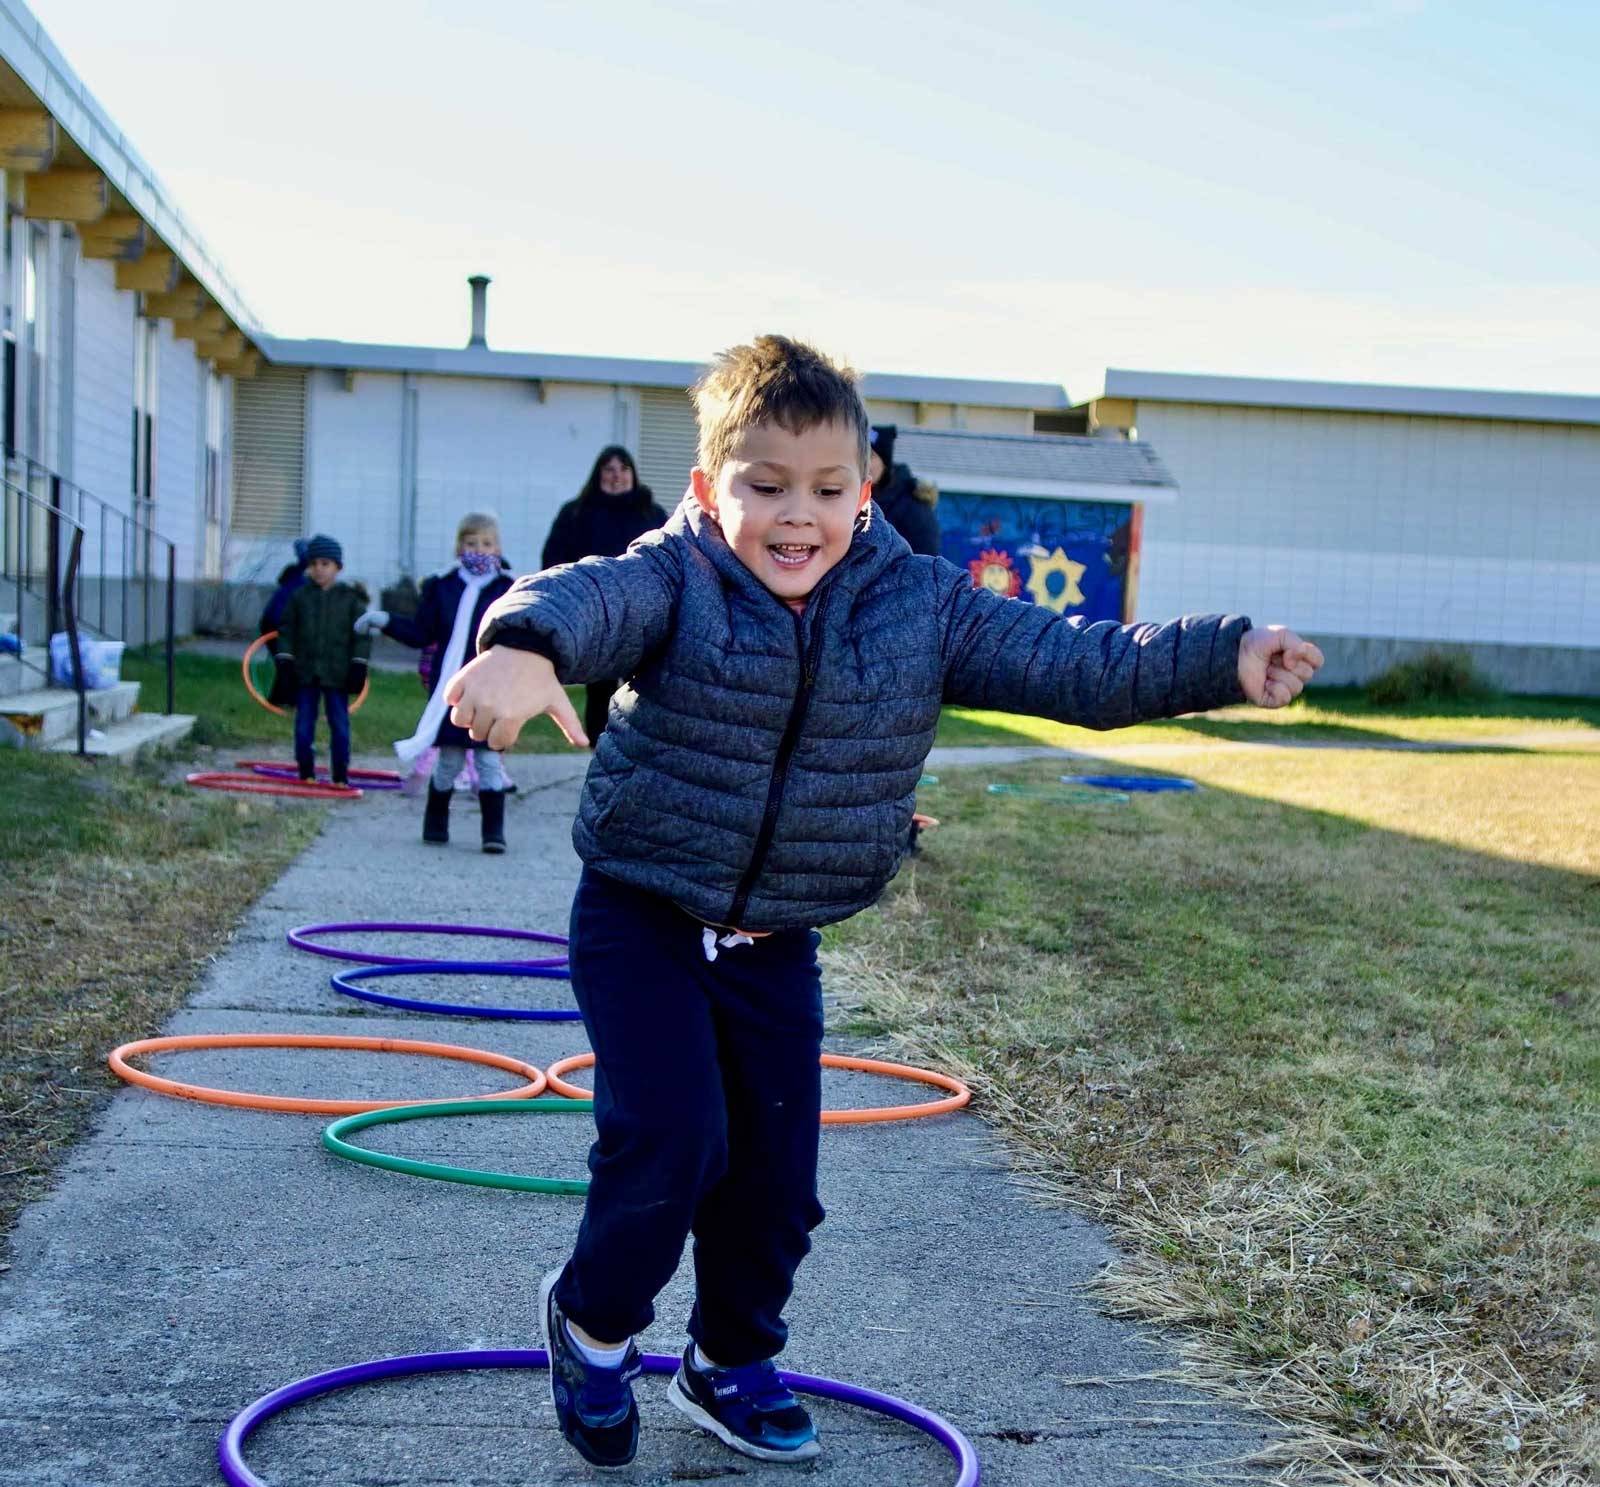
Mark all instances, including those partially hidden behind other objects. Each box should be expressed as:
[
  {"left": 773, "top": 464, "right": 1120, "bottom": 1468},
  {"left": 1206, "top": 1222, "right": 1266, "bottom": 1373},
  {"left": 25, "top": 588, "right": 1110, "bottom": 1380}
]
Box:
[{"left": 702, "top": 927, "right": 756, "bottom": 962}]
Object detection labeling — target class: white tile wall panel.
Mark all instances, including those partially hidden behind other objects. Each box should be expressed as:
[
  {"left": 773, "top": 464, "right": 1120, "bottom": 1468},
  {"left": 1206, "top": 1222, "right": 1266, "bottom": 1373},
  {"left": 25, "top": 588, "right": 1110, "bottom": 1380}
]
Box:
[
  {"left": 1135, "top": 403, "right": 1600, "bottom": 650},
  {"left": 69, "top": 254, "right": 134, "bottom": 573},
  {"left": 413, "top": 377, "right": 616, "bottom": 581},
  {"left": 1139, "top": 540, "right": 1596, "bottom": 649},
  {"left": 303, "top": 370, "right": 404, "bottom": 590},
  {"left": 156, "top": 321, "right": 203, "bottom": 575}
]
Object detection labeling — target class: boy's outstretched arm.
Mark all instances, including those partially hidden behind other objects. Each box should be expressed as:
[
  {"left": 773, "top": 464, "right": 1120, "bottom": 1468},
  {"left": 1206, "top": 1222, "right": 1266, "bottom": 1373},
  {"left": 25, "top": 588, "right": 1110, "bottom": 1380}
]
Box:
[
  {"left": 937, "top": 564, "right": 1319, "bottom": 727},
  {"left": 446, "top": 648, "right": 586, "bottom": 751},
  {"left": 445, "top": 536, "right": 683, "bottom": 751}
]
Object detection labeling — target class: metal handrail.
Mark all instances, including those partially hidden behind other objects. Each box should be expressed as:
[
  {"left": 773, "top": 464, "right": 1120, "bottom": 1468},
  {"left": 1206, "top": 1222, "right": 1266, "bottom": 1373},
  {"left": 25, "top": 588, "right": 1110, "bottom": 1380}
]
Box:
[
  {"left": 8, "top": 453, "right": 178, "bottom": 716},
  {"left": 2, "top": 472, "right": 88, "bottom": 752}
]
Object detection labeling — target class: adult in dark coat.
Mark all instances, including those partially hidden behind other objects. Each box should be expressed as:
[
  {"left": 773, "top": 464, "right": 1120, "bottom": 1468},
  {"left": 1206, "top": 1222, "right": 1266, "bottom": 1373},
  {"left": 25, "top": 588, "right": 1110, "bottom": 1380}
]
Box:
[
  {"left": 260, "top": 538, "right": 309, "bottom": 706},
  {"left": 868, "top": 425, "right": 942, "bottom": 558},
  {"left": 542, "top": 445, "right": 669, "bottom": 745}
]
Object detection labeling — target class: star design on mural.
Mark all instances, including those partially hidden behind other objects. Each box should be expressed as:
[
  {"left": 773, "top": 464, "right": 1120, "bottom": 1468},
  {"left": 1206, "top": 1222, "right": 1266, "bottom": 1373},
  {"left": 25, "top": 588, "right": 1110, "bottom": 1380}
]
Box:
[{"left": 1025, "top": 548, "right": 1087, "bottom": 613}]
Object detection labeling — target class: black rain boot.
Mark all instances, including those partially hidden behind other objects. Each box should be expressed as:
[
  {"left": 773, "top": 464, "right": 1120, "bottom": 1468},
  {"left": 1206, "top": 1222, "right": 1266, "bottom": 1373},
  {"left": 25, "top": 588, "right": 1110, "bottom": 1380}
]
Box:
[
  {"left": 479, "top": 789, "right": 507, "bottom": 854},
  {"left": 423, "top": 784, "right": 452, "bottom": 845}
]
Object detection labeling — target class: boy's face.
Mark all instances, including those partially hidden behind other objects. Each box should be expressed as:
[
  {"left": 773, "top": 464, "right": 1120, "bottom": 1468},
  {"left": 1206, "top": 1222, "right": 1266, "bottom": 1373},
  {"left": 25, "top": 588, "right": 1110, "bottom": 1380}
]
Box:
[
  {"left": 459, "top": 528, "right": 502, "bottom": 557},
  {"left": 691, "top": 420, "right": 870, "bottom": 604},
  {"left": 307, "top": 557, "right": 340, "bottom": 588}
]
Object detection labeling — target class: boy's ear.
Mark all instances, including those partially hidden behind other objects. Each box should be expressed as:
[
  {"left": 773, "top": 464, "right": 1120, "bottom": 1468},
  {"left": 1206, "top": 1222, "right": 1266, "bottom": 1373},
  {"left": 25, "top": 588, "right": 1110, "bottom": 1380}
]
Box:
[
  {"left": 857, "top": 480, "right": 872, "bottom": 511},
  {"left": 690, "top": 467, "right": 717, "bottom": 516}
]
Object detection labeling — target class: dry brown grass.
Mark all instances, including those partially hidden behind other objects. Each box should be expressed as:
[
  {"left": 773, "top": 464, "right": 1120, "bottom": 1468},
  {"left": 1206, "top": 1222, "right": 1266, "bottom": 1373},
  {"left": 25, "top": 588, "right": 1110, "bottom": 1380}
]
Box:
[
  {"left": 0, "top": 752, "right": 321, "bottom": 1237},
  {"left": 824, "top": 750, "right": 1598, "bottom": 1486}
]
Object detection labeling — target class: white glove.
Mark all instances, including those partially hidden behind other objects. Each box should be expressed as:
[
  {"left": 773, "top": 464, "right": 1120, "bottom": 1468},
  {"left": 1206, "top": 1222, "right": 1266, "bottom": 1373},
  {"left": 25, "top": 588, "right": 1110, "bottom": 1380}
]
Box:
[{"left": 353, "top": 609, "right": 389, "bottom": 636}]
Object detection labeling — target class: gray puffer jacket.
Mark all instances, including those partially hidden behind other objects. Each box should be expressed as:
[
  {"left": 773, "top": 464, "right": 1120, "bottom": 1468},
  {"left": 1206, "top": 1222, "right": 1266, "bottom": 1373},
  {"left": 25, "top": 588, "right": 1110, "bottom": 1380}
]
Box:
[{"left": 480, "top": 498, "right": 1249, "bottom": 931}]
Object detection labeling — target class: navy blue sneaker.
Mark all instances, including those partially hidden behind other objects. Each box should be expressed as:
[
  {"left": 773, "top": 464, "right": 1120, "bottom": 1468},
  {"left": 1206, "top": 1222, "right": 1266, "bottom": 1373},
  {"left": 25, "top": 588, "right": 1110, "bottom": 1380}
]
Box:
[
  {"left": 667, "top": 1345, "right": 821, "bottom": 1463},
  {"left": 539, "top": 1268, "right": 642, "bottom": 1469}
]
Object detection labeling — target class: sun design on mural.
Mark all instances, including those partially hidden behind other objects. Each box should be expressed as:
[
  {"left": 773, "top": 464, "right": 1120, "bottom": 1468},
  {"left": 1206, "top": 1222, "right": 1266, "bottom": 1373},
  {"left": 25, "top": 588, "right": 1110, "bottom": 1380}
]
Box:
[
  {"left": 968, "top": 549, "right": 1022, "bottom": 598},
  {"left": 1025, "top": 548, "right": 1087, "bottom": 613}
]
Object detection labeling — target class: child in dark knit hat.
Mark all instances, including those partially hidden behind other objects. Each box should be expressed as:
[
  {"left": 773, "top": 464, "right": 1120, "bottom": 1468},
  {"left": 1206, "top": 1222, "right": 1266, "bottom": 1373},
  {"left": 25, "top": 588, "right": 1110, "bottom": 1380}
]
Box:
[{"left": 274, "top": 533, "right": 370, "bottom": 784}]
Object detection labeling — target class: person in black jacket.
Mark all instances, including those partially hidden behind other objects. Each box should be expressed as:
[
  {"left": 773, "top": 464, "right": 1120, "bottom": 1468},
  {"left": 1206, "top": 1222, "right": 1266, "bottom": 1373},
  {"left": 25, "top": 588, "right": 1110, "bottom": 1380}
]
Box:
[
  {"left": 542, "top": 446, "right": 669, "bottom": 745},
  {"left": 356, "top": 513, "right": 516, "bottom": 851},
  {"left": 867, "top": 425, "right": 942, "bottom": 557},
  {"left": 259, "top": 538, "right": 309, "bottom": 706}
]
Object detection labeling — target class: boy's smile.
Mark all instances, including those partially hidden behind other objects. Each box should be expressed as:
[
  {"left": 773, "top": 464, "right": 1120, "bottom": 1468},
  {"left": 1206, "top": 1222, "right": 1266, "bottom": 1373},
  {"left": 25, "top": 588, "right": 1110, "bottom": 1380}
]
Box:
[{"left": 691, "top": 421, "right": 870, "bottom": 605}]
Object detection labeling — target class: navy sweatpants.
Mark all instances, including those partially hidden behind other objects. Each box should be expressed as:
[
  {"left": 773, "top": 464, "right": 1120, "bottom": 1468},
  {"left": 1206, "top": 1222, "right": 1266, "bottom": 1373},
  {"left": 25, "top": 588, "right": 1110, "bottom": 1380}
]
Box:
[{"left": 553, "top": 867, "right": 826, "bottom": 1366}]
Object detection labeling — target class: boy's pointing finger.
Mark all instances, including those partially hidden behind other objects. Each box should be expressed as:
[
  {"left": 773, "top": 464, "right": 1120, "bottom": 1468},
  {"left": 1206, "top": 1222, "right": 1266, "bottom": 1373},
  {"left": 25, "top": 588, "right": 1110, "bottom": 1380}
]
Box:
[{"left": 547, "top": 690, "right": 591, "bottom": 750}]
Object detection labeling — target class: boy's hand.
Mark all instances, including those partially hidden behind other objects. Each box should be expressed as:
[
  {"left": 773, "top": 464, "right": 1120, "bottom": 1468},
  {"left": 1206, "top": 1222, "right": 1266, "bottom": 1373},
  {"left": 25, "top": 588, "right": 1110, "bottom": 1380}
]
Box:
[
  {"left": 1237, "top": 625, "right": 1324, "bottom": 708},
  {"left": 445, "top": 647, "right": 589, "bottom": 751}
]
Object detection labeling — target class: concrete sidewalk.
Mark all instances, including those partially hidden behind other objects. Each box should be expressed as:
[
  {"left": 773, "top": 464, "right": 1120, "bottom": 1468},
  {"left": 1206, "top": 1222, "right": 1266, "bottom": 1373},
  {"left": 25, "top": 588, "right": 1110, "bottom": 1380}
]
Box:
[{"left": 0, "top": 756, "right": 1273, "bottom": 1486}]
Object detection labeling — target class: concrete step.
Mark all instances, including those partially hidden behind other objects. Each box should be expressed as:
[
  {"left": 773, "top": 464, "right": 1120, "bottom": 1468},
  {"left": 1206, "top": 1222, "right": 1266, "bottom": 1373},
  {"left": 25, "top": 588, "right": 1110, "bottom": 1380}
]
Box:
[
  {"left": 0, "top": 681, "right": 141, "bottom": 744},
  {"left": 0, "top": 645, "right": 50, "bottom": 697},
  {"left": 46, "top": 710, "right": 195, "bottom": 762}
]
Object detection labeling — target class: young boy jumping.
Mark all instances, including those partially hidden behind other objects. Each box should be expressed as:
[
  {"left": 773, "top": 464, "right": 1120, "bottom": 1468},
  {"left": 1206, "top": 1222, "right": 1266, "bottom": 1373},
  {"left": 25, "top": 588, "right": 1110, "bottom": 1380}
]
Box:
[{"left": 446, "top": 335, "right": 1322, "bottom": 1470}]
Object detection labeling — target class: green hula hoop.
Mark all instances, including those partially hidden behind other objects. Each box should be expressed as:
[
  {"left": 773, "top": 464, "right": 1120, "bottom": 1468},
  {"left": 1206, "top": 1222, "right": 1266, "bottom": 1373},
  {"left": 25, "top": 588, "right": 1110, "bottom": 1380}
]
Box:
[{"left": 322, "top": 1097, "right": 594, "bottom": 1194}]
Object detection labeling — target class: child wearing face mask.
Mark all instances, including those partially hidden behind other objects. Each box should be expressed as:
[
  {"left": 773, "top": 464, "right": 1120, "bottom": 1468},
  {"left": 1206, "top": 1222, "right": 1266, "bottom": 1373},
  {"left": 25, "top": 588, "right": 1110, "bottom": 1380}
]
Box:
[{"left": 355, "top": 512, "right": 516, "bottom": 852}]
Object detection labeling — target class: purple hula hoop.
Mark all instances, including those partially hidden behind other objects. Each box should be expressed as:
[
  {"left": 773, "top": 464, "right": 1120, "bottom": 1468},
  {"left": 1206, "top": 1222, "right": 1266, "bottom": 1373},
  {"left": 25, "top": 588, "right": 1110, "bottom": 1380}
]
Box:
[
  {"left": 286, "top": 921, "right": 569, "bottom": 969},
  {"left": 219, "top": 1348, "right": 980, "bottom": 1487},
  {"left": 251, "top": 765, "right": 403, "bottom": 791},
  {"left": 330, "top": 961, "right": 579, "bottom": 1020}
]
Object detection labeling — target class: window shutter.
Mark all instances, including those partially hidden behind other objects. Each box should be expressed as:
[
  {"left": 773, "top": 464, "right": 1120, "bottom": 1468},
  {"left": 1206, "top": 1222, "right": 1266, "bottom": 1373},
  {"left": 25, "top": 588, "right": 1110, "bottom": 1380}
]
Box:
[
  {"left": 636, "top": 388, "right": 698, "bottom": 503},
  {"left": 231, "top": 367, "right": 306, "bottom": 536}
]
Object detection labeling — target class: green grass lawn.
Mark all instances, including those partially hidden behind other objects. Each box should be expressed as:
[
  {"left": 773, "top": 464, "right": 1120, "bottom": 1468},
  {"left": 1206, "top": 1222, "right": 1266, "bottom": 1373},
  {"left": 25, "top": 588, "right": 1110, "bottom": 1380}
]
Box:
[
  {"left": 825, "top": 744, "right": 1598, "bottom": 1485},
  {"left": 937, "top": 685, "right": 1600, "bottom": 750},
  {"left": 123, "top": 648, "right": 585, "bottom": 755},
  {"left": 0, "top": 751, "right": 321, "bottom": 1238}
]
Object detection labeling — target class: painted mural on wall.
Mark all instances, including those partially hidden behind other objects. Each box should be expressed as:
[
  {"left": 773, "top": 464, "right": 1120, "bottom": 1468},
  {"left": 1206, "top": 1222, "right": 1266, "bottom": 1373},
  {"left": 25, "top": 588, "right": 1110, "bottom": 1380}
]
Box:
[{"left": 937, "top": 492, "right": 1133, "bottom": 623}]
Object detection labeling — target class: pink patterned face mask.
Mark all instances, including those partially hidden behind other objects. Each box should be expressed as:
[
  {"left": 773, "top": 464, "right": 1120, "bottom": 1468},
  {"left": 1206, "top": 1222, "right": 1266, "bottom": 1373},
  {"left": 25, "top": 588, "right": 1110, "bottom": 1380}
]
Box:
[{"left": 459, "top": 550, "right": 499, "bottom": 577}]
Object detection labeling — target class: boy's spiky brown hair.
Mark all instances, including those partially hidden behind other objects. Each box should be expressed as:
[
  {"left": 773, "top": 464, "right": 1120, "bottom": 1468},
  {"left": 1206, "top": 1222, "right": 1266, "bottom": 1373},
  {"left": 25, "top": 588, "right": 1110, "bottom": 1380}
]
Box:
[{"left": 691, "top": 335, "right": 870, "bottom": 480}]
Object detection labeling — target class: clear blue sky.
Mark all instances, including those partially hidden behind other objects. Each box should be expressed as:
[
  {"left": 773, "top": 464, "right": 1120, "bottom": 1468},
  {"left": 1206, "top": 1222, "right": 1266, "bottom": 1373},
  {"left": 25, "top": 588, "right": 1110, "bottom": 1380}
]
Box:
[{"left": 31, "top": 0, "right": 1600, "bottom": 398}]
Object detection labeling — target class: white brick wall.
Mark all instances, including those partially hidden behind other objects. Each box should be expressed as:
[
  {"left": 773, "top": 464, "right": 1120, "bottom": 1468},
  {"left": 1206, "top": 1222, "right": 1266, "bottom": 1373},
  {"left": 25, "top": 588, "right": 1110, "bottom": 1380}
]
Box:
[{"left": 1134, "top": 402, "right": 1600, "bottom": 649}]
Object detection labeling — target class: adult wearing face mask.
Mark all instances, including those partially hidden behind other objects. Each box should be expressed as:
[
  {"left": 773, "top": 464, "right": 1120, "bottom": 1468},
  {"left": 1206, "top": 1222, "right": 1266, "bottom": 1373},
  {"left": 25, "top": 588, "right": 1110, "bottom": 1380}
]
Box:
[
  {"left": 868, "top": 425, "right": 942, "bottom": 558},
  {"left": 542, "top": 446, "right": 669, "bottom": 745}
]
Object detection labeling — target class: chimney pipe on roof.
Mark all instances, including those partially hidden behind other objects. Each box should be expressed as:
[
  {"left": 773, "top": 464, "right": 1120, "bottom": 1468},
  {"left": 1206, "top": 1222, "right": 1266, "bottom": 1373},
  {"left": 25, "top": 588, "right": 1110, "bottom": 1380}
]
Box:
[{"left": 467, "top": 275, "right": 491, "bottom": 349}]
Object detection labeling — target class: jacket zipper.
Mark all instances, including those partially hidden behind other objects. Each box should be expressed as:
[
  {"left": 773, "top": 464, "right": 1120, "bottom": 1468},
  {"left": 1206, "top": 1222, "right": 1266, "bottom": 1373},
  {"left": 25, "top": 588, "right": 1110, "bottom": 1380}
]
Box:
[{"left": 726, "top": 594, "right": 830, "bottom": 928}]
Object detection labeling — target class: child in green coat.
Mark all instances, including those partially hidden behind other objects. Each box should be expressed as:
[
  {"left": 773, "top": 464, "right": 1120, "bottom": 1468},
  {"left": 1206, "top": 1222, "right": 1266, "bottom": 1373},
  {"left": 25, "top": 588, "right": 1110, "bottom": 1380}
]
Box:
[{"left": 275, "top": 533, "right": 370, "bottom": 784}]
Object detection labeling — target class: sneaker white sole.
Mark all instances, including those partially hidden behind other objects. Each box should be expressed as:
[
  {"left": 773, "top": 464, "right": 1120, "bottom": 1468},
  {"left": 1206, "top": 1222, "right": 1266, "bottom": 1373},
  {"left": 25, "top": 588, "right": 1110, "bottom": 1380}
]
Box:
[{"left": 667, "top": 1370, "right": 822, "bottom": 1463}]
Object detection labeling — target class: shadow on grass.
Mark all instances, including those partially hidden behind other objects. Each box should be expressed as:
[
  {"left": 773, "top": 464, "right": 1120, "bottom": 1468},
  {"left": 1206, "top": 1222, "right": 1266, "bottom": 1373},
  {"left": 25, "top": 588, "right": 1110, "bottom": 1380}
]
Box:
[
  {"left": 829, "top": 743, "right": 1599, "bottom": 1482},
  {"left": 937, "top": 684, "right": 1600, "bottom": 755}
]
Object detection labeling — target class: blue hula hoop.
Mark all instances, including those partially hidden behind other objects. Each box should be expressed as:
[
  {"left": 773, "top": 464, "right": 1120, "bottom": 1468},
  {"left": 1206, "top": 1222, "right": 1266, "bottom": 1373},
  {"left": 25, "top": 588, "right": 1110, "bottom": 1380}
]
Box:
[
  {"left": 330, "top": 961, "right": 579, "bottom": 1021},
  {"left": 1061, "top": 774, "right": 1199, "bottom": 793}
]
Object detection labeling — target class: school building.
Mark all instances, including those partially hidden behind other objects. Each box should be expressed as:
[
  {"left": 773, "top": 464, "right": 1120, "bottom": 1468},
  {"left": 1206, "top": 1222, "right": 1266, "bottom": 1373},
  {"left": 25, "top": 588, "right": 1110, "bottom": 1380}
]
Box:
[{"left": 1, "top": 0, "right": 1596, "bottom": 759}]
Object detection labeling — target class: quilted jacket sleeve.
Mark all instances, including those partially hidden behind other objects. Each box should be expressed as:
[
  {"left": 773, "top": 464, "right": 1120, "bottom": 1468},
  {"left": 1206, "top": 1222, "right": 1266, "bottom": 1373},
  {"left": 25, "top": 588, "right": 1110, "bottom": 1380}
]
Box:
[
  {"left": 476, "top": 538, "right": 683, "bottom": 684},
  {"left": 935, "top": 559, "right": 1251, "bottom": 728}
]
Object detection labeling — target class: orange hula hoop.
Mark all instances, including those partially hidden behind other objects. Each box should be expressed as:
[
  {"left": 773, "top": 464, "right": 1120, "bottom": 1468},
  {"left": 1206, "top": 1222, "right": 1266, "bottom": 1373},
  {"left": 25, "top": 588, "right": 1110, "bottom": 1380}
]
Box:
[
  {"left": 543, "top": 1051, "right": 971, "bottom": 1125},
  {"left": 108, "top": 1033, "right": 546, "bottom": 1115},
  {"left": 243, "top": 631, "right": 369, "bottom": 717}
]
